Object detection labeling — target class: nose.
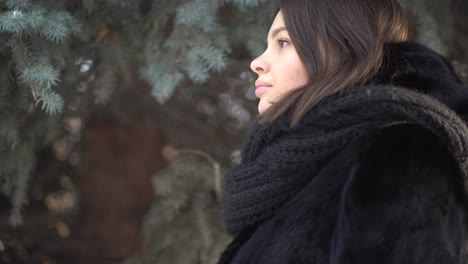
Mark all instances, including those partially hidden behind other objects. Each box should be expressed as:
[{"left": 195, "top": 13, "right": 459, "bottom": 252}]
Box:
[{"left": 250, "top": 54, "right": 270, "bottom": 75}]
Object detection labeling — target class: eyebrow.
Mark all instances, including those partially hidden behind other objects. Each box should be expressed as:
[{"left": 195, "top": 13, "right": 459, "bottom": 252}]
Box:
[{"left": 270, "top": 26, "right": 287, "bottom": 39}]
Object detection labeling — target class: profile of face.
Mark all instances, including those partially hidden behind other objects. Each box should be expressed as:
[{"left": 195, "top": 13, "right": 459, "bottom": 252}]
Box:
[{"left": 250, "top": 10, "right": 309, "bottom": 114}]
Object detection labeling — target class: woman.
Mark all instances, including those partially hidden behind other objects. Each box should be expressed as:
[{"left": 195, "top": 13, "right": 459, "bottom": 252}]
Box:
[{"left": 218, "top": 0, "right": 468, "bottom": 263}]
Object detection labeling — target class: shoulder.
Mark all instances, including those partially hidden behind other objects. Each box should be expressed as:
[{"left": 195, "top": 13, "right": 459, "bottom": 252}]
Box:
[
  {"left": 349, "top": 123, "right": 458, "bottom": 173},
  {"left": 329, "top": 123, "right": 468, "bottom": 264},
  {"left": 352, "top": 123, "right": 453, "bottom": 172},
  {"left": 342, "top": 123, "right": 468, "bottom": 207}
]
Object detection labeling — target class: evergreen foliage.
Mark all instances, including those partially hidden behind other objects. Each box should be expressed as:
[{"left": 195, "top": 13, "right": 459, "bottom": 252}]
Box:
[
  {"left": 0, "top": 0, "right": 274, "bottom": 226},
  {"left": 225, "top": 0, "right": 268, "bottom": 7},
  {"left": 141, "top": 0, "right": 230, "bottom": 103},
  {"left": 127, "top": 155, "right": 230, "bottom": 264},
  {"left": 0, "top": 0, "right": 78, "bottom": 225},
  {"left": 0, "top": 0, "right": 81, "bottom": 113}
]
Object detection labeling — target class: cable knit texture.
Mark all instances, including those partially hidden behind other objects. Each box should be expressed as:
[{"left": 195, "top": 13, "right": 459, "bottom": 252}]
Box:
[
  {"left": 222, "top": 42, "right": 468, "bottom": 237},
  {"left": 223, "top": 85, "right": 468, "bottom": 235}
]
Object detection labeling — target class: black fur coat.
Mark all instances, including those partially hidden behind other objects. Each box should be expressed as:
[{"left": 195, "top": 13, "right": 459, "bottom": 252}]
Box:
[{"left": 218, "top": 42, "right": 468, "bottom": 264}]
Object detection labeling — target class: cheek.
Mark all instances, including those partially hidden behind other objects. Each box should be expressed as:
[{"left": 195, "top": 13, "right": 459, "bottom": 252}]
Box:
[
  {"left": 283, "top": 66, "right": 308, "bottom": 91},
  {"left": 296, "top": 60, "right": 309, "bottom": 82},
  {"left": 284, "top": 54, "right": 307, "bottom": 82},
  {"left": 295, "top": 68, "right": 308, "bottom": 83},
  {"left": 271, "top": 52, "right": 308, "bottom": 94}
]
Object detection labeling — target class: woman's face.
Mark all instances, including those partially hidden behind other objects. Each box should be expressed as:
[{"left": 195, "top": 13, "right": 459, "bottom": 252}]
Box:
[{"left": 250, "top": 10, "right": 308, "bottom": 114}]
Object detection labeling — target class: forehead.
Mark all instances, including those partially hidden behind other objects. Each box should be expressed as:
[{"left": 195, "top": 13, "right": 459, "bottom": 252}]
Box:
[{"left": 268, "top": 11, "right": 287, "bottom": 36}]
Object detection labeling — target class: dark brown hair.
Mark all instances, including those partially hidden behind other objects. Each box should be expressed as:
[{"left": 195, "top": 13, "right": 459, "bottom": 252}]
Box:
[{"left": 259, "top": 0, "right": 412, "bottom": 127}]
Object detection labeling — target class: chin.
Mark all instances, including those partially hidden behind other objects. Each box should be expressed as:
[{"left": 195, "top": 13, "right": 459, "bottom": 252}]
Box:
[
  {"left": 258, "top": 102, "right": 268, "bottom": 115},
  {"left": 258, "top": 98, "right": 274, "bottom": 115},
  {"left": 258, "top": 107, "right": 264, "bottom": 115}
]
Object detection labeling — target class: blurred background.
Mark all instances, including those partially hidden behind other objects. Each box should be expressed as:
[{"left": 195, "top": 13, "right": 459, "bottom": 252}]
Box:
[{"left": 0, "top": 0, "right": 467, "bottom": 263}]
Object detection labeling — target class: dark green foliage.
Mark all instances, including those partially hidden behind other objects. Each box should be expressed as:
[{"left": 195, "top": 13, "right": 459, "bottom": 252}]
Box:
[{"left": 0, "top": 0, "right": 274, "bottom": 227}]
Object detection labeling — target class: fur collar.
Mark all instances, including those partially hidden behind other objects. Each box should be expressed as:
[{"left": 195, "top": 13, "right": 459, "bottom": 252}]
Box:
[{"left": 372, "top": 41, "right": 468, "bottom": 119}]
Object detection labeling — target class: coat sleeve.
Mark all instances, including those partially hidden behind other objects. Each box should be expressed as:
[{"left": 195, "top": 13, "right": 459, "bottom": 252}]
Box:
[{"left": 330, "top": 124, "right": 468, "bottom": 264}]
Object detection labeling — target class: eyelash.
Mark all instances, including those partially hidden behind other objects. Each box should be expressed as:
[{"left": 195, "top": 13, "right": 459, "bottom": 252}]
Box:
[{"left": 277, "top": 39, "right": 290, "bottom": 48}]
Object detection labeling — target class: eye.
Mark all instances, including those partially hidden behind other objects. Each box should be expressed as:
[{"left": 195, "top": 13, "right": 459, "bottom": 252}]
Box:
[{"left": 277, "top": 39, "right": 290, "bottom": 48}]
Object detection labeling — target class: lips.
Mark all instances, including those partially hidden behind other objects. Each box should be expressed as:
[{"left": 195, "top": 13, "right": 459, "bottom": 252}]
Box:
[{"left": 255, "top": 80, "right": 272, "bottom": 97}]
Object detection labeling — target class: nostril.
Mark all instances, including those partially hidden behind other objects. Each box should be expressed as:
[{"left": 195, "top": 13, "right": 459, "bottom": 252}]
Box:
[{"left": 256, "top": 67, "right": 263, "bottom": 72}]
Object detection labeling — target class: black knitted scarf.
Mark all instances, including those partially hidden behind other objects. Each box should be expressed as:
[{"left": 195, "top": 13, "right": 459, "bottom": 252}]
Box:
[{"left": 223, "top": 85, "right": 468, "bottom": 236}]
